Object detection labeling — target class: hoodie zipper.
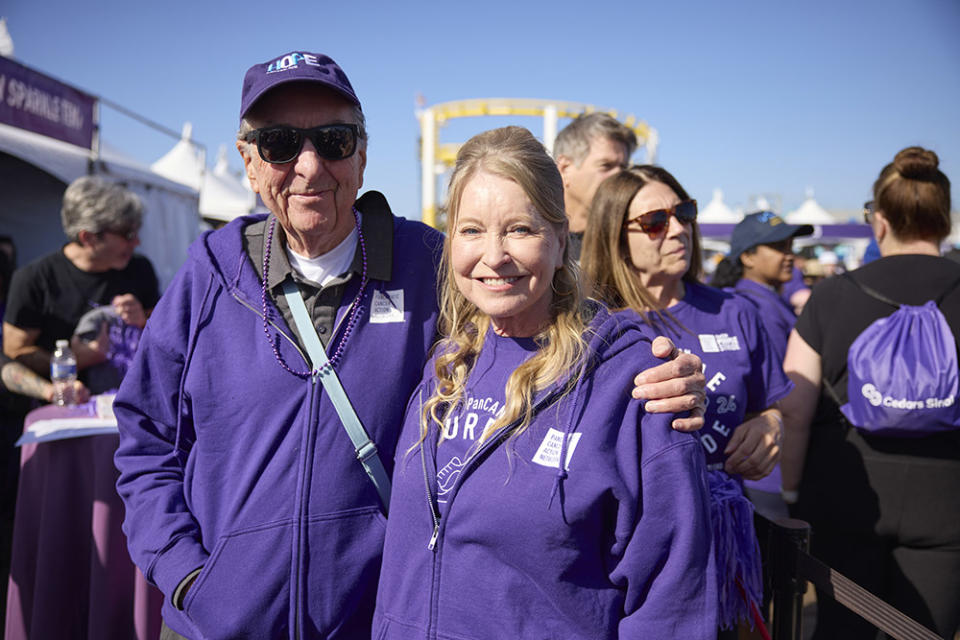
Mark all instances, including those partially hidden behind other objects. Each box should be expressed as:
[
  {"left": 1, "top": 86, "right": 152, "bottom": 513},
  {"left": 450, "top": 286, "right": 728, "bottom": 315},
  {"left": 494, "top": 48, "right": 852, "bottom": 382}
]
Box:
[
  {"left": 428, "top": 386, "right": 564, "bottom": 519},
  {"left": 420, "top": 401, "right": 553, "bottom": 640},
  {"left": 231, "top": 280, "right": 360, "bottom": 366},
  {"left": 329, "top": 293, "right": 359, "bottom": 348},
  {"left": 231, "top": 287, "right": 318, "bottom": 640},
  {"left": 293, "top": 377, "right": 319, "bottom": 640},
  {"left": 421, "top": 443, "right": 441, "bottom": 551},
  {"left": 415, "top": 392, "right": 442, "bottom": 552},
  {"left": 231, "top": 291, "right": 309, "bottom": 363},
  {"left": 292, "top": 286, "right": 363, "bottom": 640},
  {"left": 230, "top": 245, "right": 370, "bottom": 638}
]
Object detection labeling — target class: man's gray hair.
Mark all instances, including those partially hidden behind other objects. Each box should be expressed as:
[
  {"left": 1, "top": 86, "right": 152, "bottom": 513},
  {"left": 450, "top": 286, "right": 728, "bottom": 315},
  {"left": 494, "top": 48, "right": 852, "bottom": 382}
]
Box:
[
  {"left": 61, "top": 176, "right": 143, "bottom": 242},
  {"left": 553, "top": 113, "right": 637, "bottom": 166}
]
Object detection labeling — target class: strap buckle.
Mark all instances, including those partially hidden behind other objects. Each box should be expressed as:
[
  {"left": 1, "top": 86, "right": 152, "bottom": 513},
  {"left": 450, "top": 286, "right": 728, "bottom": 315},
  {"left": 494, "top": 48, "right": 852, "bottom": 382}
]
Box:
[{"left": 356, "top": 440, "right": 378, "bottom": 464}]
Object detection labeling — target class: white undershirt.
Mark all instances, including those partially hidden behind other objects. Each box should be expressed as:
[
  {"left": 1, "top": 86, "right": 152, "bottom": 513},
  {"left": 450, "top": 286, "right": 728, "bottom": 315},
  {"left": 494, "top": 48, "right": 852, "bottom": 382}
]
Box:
[{"left": 284, "top": 216, "right": 359, "bottom": 287}]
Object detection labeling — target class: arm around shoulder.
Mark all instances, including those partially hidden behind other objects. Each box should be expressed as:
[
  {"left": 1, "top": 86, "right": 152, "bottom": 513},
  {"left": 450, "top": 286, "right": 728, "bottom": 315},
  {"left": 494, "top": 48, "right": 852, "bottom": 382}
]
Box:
[{"left": 632, "top": 336, "right": 706, "bottom": 432}]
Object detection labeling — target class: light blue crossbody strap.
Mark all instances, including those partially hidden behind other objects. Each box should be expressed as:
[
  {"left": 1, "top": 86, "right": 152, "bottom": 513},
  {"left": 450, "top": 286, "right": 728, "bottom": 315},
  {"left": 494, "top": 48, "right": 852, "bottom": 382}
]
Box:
[{"left": 281, "top": 278, "right": 391, "bottom": 512}]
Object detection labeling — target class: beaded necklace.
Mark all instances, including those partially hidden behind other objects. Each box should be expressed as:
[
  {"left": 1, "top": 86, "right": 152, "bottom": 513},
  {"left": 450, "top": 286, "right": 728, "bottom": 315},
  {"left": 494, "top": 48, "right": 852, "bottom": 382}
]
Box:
[{"left": 260, "top": 208, "right": 368, "bottom": 377}]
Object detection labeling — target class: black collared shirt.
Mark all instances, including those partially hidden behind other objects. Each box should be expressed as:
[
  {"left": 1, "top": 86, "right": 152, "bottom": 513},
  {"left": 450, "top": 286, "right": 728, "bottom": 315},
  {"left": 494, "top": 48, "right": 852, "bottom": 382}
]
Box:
[{"left": 242, "top": 191, "right": 395, "bottom": 349}]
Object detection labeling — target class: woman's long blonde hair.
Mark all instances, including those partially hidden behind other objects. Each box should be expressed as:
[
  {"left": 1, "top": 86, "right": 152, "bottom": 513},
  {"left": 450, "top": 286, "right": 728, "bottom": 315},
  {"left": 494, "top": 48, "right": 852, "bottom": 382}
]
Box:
[
  {"left": 581, "top": 165, "right": 702, "bottom": 333},
  {"left": 422, "top": 126, "right": 586, "bottom": 448}
]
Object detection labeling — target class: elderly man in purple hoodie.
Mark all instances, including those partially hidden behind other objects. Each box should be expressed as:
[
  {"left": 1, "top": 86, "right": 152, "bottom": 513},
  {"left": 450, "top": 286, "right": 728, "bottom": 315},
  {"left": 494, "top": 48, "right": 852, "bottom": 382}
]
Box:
[{"left": 113, "top": 51, "right": 707, "bottom": 640}]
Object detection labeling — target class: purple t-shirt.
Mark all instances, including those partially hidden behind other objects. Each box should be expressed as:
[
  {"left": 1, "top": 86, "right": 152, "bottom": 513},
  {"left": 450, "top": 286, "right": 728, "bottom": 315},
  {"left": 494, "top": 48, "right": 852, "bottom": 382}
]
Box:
[
  {"left": 733, "top": 279, "right": 796, "bottom": 359},
  {"left": 780, "top": 266, "right": 808, "bottom": 307},
  {"left": 731, "top": 278, "right": 796, "bottom": 493},
  {"left": 434, "top": 328, "right": 539, "bottom": 511},
  {"left": 659, "top": 282, "right": 793, "bottom": 470}
]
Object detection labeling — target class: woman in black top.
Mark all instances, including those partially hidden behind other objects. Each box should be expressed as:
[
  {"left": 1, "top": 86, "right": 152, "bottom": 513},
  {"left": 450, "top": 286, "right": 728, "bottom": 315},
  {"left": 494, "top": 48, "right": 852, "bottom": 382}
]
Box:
[{"left": 780, "top": 147, "right": 960, "bottom": 639}]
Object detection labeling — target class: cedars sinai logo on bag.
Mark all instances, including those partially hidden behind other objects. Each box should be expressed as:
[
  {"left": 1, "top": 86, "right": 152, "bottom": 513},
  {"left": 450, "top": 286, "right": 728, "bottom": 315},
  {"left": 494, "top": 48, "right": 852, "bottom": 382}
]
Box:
[
  {"left": 859, "top": 382, "right": 955, "bottom": 410},
  {"left": 861, "top": 384, "right": 883, "bottom": 406},
  {"left": 839, "top": 273, "right": 960, "bottom": 437}
]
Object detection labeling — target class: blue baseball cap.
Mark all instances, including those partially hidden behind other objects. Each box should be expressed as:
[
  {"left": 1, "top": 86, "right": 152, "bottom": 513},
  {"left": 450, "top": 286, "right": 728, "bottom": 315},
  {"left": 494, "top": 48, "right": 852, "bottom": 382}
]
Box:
[
  {"left": 240, "top": 51, "right": 360, "bottom": 120},
  {"left": 728, "top": 211, "right": 813, "bottom": 259}
]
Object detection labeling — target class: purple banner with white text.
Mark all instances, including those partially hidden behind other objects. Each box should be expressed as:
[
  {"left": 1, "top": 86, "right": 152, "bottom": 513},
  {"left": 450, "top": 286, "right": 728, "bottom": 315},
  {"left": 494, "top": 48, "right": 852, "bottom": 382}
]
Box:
[{"left": 0, "top": 55, "right": 96, "bottom": 149}]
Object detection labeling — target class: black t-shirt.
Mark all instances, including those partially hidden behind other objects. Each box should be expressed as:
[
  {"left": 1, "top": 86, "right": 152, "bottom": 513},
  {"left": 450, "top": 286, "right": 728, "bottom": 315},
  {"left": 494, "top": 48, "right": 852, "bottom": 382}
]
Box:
[
  {"left": 795, "top": 253, "right": 960, "bottom": 454},
  {"left": 3, "top": 249, "right": 160, "bottom": 353}
]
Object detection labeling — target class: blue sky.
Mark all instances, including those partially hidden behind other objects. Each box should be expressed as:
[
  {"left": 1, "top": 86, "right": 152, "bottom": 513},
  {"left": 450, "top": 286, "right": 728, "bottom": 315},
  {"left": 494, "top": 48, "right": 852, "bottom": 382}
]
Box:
[{"left": 5, "top": 0, "right": 959, "bottom": 220}]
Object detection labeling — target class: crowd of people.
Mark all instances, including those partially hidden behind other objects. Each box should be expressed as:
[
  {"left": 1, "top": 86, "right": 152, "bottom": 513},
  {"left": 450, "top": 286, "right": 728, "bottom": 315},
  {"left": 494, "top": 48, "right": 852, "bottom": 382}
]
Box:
[{"left": 0, "top": 48, "right": 957, "bottom": 640}]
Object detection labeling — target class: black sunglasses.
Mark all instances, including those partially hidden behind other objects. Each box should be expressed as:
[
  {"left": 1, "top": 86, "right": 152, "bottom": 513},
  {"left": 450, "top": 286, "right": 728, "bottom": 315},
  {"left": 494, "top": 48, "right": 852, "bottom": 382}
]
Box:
[
  {"left": 863, "top": 200, "right": 875, "bottom": 225},
  {"left": 243, "top": 123, "right": 359, "bottom": 164},
  {"left": 625, "top": 199, "right": 698, "bottom": 235}
]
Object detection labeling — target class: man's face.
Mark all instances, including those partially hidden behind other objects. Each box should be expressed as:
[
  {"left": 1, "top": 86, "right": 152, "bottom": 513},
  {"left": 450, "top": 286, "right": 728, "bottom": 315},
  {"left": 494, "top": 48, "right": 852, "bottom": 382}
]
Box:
[
  {"left": 238, "top": 84, "right": 366, "bottom": 257},
  {"left": 558, "top": 135, "right": 629, "bottom": 218}
]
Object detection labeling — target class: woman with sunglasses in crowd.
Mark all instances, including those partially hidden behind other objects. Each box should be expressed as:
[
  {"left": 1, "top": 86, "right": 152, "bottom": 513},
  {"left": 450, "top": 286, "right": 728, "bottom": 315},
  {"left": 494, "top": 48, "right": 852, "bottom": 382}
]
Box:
[
  {"left": 581, "top": 165, "right": 793, "bottom": 638},
  {"left": 373, "top": 128, "right": 715, "bottom": 639},
  {"left": 780, "top": 147, "right": 960, "bottom": 639}
]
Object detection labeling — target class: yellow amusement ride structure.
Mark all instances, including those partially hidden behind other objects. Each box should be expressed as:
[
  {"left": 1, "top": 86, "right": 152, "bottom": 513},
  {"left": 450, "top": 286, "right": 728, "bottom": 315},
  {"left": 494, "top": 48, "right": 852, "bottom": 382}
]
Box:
[{"left": 416, "top": 98, "right": 658, "bottom": 230}]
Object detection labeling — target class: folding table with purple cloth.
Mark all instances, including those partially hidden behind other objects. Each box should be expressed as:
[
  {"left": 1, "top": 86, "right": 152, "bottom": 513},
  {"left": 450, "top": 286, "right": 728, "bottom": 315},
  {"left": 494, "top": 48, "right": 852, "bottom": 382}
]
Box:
[{"left": 4, "top": 396, "right": 162, "bottom": 640}]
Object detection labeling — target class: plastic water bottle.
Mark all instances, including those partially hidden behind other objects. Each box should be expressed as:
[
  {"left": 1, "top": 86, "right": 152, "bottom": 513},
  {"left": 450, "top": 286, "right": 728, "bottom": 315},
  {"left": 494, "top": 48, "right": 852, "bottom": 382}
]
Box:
[{"left": 50, "top": 339, "right": 77, "bottom": 406}]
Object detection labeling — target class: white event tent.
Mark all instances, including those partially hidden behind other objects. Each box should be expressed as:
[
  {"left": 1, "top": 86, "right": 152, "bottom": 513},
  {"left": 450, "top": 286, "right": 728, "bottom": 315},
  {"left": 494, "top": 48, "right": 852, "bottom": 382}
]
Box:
[
  {"left": 698, "top": 189, "right": 740, "bottom": 223},
  {"left": 0, "top": 122, "right": 200, "bottom": 290},
  {"left": 151, "top": 124, "right": 256, "bottom": 224},
  {"left": 785, "top": 190, "right": 836, "bottom": 225},
  {"left": 0, "top": 53, "right": 201, "bottom": 290}
]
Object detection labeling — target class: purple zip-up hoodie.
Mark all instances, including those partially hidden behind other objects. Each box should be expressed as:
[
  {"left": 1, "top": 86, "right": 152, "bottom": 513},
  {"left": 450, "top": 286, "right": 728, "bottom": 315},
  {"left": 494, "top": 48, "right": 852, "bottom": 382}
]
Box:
[
  {"left": 374, "top": 306, "right": 717, "bottom": 639},
  {"left": 114, "top": 193, "right": 441, "bottom": 640}
]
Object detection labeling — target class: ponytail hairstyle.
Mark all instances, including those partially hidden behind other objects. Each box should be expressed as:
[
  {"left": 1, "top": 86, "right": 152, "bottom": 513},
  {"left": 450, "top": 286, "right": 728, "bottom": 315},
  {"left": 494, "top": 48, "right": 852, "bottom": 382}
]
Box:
[
  {"left": 710, "top": 256, "right": 745, "bottom": 289},
  {"left": 873, "top": 146, "right": 951, "bottom": 242}
]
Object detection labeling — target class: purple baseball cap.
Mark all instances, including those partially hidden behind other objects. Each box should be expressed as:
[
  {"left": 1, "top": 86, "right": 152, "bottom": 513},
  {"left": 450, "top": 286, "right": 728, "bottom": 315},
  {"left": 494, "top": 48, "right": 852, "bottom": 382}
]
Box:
[{"left": 239, "top": 51, "right": 360, "bottom": 120}]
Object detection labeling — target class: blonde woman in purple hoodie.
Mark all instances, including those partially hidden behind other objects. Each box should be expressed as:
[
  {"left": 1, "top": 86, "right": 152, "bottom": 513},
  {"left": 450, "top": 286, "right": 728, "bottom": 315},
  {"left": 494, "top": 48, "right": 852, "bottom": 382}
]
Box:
[{"left": 373, "top": 126, "right": 716, "bottom": 639}]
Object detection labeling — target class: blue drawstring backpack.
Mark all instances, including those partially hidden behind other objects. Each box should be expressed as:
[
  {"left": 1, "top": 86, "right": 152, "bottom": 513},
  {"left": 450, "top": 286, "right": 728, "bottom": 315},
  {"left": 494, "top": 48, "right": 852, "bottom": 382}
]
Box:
[{"left": 836, "top": 273, "right": 960, "bottom": 437}]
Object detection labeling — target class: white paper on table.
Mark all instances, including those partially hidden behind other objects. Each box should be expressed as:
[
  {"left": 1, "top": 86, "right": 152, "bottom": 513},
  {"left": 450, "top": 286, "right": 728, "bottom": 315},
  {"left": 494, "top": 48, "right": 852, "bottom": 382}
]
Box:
[{"left": 16, "top": 417, "right": 118, "bottom": 446}]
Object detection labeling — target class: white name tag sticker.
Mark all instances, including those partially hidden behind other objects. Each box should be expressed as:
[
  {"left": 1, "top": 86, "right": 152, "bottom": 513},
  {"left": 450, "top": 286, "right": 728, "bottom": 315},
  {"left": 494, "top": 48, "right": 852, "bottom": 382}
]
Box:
[
  {"left": 532, "top": 428, "right": 582, "bottom": 470},
  {"left": 370, "top": 289, "right": 405, "bottom": 323},
  {"left": 716, "top": 333, "right": 741, "bottom": 351},
  {"left": 698, "top": 334, "right": 719, "bottom": 352},
  {"left": 698, "top": 333, "right": 740, "bottom": 352}
]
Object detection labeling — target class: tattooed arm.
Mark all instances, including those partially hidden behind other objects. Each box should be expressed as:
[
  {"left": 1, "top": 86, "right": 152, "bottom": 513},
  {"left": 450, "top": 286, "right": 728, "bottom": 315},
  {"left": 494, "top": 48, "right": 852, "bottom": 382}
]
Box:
[{"left": 0, "top": 357, "right": 89, "bottom": 404}]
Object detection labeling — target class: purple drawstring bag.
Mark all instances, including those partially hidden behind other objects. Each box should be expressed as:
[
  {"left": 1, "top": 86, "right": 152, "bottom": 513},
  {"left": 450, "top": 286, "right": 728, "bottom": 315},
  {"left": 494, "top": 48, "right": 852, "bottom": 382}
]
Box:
[{"left": 839, "top": 274, "right": 960, "bottom": 437}]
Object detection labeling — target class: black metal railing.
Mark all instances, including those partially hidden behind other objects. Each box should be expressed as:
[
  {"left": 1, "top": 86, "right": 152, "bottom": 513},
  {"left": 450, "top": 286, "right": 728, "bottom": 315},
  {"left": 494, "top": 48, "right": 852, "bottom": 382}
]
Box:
[{"left": 754, "top": 514, "right": 945, "bottom": 640}]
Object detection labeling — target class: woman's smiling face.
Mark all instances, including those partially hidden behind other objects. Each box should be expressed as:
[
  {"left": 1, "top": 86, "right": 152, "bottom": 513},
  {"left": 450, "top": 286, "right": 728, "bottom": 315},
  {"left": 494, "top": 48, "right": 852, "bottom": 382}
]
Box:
[{"left": 451, "top": 170, "right": 565, "bottom": 337}]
